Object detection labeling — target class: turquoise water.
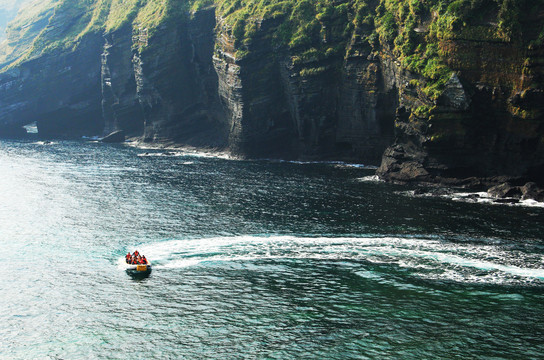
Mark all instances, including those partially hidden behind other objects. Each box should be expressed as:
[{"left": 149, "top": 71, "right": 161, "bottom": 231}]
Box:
[{"left": 1, "top": 140, "right": 543, "bottom": 359}]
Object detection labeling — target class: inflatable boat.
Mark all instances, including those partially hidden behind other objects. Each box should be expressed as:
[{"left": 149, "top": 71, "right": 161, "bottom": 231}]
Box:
[{"left": 125, "top": 261, "right": 152, "bottom": 278}]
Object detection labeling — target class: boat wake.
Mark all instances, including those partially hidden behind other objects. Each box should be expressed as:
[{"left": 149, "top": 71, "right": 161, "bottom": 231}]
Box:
[{"left": 133, "top": 235, "right": 544, "bottom": 286}]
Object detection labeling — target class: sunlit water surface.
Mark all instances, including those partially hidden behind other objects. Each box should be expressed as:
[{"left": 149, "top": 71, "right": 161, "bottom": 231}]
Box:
[{"left": 1, "top": 140, "right": 543, "bottom": 359}]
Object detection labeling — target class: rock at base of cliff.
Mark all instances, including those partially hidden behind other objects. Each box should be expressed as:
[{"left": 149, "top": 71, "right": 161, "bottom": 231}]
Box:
[
  {"left": 101, "top": 130, "right": 125, "bottom": 143},
  {"left": 521, "top": 182, "right": 544, "bottom": 202},
  {"left": 487, "top": 183, "right": 522, "bottom": 199}
]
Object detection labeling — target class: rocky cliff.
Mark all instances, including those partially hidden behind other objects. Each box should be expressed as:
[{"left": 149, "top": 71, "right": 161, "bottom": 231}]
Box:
[
  {"left": 102, "top": 8, "right": 228, "bottom": 146},
  {"left": 0, "top": 0, "right": 543, "bottom": 189},
  {"left": 211, "top": 1, "right": 396, "bottom": 162},
  {"left": 374, "top": 0, "right": 544, "bottom": 189},
  {"left": 0, "top": 0, "right": 397, "bottom": 165}
]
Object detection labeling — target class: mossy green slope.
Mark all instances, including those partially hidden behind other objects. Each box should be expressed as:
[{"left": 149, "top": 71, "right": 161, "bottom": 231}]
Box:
[
  {"left": 214, "top": 0, "right": 543, "bottom": 99},
  {"left": 0, "top": 0, "right": 57, "bottom": 67},
  {"left": 0, "top": 0, "right": 193, "bottom": 70},
  {"left": 4, "top": 0, "right": 542, "bottom": 83}
]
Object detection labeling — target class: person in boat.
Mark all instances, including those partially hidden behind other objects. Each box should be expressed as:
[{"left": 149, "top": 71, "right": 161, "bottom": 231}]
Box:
[{"left": 126, "top": 250, "right": 148, "bottom": 265}]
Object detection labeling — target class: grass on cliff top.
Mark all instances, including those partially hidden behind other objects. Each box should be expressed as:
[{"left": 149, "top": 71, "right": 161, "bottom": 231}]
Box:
[
  {"left": 105, "top": 0, "right": 140, "bottom": 31},
  {"left": 214, "top": 0, "right": 543, "bottom": 98},
  {"left": 214, "top": 0, "right": 367, "bottom": 62},
  {"left": 109, "top": 0, "right": 191, "bottom": 37},
  {"left": 215, "top": 0, "right": 355, "bottom": 44},
  {"left": 4, "top": 0, "right": 57, "bottom": 35},
  {"left": 190, "top": 0, "right": 215, "bottom": 13},
  {"left": 26, "top": 0, "right": 98, "bottom": 53},
  {"left": 2, "top": 0, "right": 192, "bottom": 64},
  {"left": 3, "top": 0, "right": 542, "bottom": 99},
  {"left": 373, "top": 0, "right": 544, "bottom": 99},
  {"left": 213, "top": 0, "right": 448, "bottom": 91},
  {"left": 0, "top": 0, "right": 58, "bottom": 68}
]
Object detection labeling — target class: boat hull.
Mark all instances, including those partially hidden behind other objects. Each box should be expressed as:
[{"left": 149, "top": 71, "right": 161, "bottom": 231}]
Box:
[{"left": 125, "top": 263, "right": 152, "bottom": 278}]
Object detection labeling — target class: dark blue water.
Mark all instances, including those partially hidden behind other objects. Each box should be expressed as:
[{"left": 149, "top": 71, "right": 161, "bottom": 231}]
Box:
[{"left": 1, "top": 140, "right": 543, "bottom": 359}]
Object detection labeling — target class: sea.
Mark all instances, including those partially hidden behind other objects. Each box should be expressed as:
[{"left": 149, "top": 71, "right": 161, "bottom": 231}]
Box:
[{"left": 0, "top": 139, "right": 543, "bottom": 359}]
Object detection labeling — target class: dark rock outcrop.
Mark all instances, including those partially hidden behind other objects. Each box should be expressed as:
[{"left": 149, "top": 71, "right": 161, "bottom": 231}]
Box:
[
  {"left": 377, "top": 21, "right": 544, "bottom": 192},
  {"left": 0, "top": 33, "right": 104, "bottom": 139},
  {"left": 101, "top": 130, "right": 125, "bottom": 143},
  {"left": 488, "top": 183, "right": 522, "bottom": 199},
  {"left": 486, "top": 181, "right": 544, "bottom": 202},
  {"left": 521, "top": 182, "right": 544, "bottom": 202}
]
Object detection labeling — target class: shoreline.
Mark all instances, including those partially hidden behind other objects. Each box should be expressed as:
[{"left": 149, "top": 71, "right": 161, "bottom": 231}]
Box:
[
  {"left": 117, "top": 138, "right": 544, "bottom": 207},
  {"left": 8, "top": 136, "right": 544, "bottom": 207}
]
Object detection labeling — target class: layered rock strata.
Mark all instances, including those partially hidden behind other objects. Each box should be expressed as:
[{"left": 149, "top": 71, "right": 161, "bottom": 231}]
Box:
[
  {"left": 0, "top": 0, "right": 542, "bottom": 192},
  {"left": 0, "top": 33, "right": 104, "bottom": 138}
]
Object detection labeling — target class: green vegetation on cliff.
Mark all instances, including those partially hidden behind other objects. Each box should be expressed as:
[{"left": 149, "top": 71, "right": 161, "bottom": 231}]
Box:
[
  {"left": 213, "top": 0, "right": 543, "bottom": 100},
  {"left": 2, "top": 0, "right": 543, "bottom": 102},
  {"left": 214, "top": 0, "right": 361, "bottom": 57},
  {"left": 0, "top": 0, "right": 57, "bottom": 67},
  {"left": 375, "top": 0, "right": 544, "bottom": 99},
  {"left": 0, "top": 0, "right": 194, "bottom": 69}
]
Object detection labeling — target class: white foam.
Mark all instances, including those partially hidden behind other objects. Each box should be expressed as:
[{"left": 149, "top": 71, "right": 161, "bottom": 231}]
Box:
[
  {"left": 116, "top": 257, "right": 128, "bottom": 269},
  {"left": 430, "top": 191, "right": 544, "bottom": 208},
  {"left": 129, "top": 235, "right": 544, "bottom": 285},
  {"left": 137, "top": 152, "right": 184, "bottom": 157},
  {"left": 33, "top": 141, "right": 57, "bottom": 146},
  {"left": 356, "top": 175, "right": 384, "bottom": 183},
  {"left": 81, "top": 136, "right": 101, "bottom": 140},
  {"left": 272, "top": 159, "right": 372, "bottom": 168},
  {"left": 127, "top": 142, "right": 234, "bottom": 160}
]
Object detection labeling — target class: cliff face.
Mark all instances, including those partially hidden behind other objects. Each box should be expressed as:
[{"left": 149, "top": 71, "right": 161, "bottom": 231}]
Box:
[
  {"left": 130, "top": 9, "right": 228, "bottom": 147},
  {"left": 213, "top": 18, "right": 298, "bottom": 159},
  {"left": 0, "top": 0, "right": 543, "bottom": 186},
  {"left": 375, "top": 1, "right": 544, "bottom": 186},
  {"left": 101, "top": 25, "right": 144, "bottom": 137},
  {"left": 0, "top": 0, "right": 104, "bottom": 138},
  {"left": 0, "top": 0, "right": 396, "bottom": 165},
  {"left": 0, "top": 33, "right": 104, "bottom": 138},
  {"left": 212, "top": 15, "right": 395, "bottom": 162}
]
